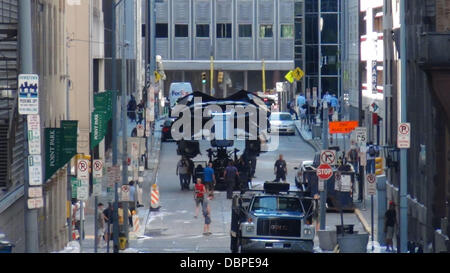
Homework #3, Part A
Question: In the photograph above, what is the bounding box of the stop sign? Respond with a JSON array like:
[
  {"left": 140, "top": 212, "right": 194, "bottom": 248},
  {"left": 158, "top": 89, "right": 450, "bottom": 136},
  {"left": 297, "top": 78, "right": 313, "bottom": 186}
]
[{"left": 316, "top": 164, "right": 333, "bottom": 180}]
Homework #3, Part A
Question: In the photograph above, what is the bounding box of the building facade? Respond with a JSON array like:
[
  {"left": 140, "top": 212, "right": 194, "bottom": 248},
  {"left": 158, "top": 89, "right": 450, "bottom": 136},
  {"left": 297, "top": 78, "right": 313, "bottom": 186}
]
[
  {"left": 303, "top": 0, "right": 342, "bottom": 100},
  {"left": 383, "top": 0, "right": 450, "bottom": 252},
  {"left": 153, "top": 0, "right": 295, "bottom": 97}
]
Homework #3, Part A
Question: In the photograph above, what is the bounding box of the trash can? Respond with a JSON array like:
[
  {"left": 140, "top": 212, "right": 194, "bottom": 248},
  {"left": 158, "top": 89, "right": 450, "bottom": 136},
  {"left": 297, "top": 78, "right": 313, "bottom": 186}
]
[
  {"left": 0, "top": 241, "right": 14, "bottom": 253},
  {"left": 336, "top": 224, "right": 355, "bottom": 235},
  {"left": 337, "top": 233, "right": 369, "bottom": 253},
  {"left": 312, "top": 125, "right": 322, "bottom": 139},
  {"left": 119, "top": 233, "right": 127, "bottom": 250}
]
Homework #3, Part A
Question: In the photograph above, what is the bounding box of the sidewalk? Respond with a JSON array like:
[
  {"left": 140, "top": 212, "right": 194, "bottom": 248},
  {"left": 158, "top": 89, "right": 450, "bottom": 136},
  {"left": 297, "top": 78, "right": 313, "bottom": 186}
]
[
  {"left": 294, "top": 120, "right": 391, "bottom": 253},
  {"left": 74, "top": 117, "right": 164, "bottom": 253}
]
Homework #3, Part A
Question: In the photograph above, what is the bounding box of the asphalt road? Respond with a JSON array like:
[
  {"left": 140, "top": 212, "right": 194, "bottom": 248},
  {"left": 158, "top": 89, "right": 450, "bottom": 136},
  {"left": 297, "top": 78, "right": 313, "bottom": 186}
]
[{"left": 131, "top": 131, "right": 317, "bottom": 253}]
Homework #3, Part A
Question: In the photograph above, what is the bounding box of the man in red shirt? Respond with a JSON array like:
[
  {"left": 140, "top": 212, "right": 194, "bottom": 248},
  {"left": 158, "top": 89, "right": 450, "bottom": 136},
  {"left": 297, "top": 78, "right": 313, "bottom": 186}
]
[{"left": 194, "top": 178, "right": 206, "bottom": 218}]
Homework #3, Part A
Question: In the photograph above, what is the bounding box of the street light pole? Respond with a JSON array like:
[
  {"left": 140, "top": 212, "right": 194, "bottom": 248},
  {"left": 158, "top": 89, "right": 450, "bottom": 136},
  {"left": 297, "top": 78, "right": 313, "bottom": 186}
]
[
  {"left": 399, "top": 0, "right": 408, "bottom": 253},
  {"left": 111, "top": 0, "right": 126, "bottom": 254}
]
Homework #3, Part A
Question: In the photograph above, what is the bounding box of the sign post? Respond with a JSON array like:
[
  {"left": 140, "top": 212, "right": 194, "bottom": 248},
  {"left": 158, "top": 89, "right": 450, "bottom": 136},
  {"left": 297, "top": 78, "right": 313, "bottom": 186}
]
[
  {"left": 397, "top": 123, "right": 410, "bottom": 149},
  {"left": 316, "top": 163, "right": 333, "bottom": 230},
  {"left": 367, "top": 173, "right": 376, "bottom": 251}
]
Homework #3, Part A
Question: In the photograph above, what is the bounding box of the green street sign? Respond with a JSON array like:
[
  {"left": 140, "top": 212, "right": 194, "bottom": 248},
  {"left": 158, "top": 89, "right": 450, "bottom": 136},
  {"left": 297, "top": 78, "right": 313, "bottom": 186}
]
[
  {"left": 91, "top": 110, "right": 108, "bottom": 149},
  {"left": 45, "top": 128, "right": 63, "bottom": 181},
  {"left": 61, "top": 120, "right": 78, "bottom": 164}
]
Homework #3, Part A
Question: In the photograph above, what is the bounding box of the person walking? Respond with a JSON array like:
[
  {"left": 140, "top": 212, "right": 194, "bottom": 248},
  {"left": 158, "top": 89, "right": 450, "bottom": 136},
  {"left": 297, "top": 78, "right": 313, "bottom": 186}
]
[
  {"left": 384, "top": 201, "right": 398, "bottom": 252},
  {"left": 273, "top": 154, "right": 287, "bottom": 182},
  {"left": 203, "top": 162, "right": 216, "bottom": 196},
  {"left": 288, "top": 99, "right": 298, "bottom": 120},
  {"left": 194, "top": 178, "right": 206, "bottom": 218},
  {"left": 127, "top": 95, "right": 137, "bottom": 122},
  {"left": 202, "top": 193, "right": 213, "bottom": 235},
  {"left": 366, "top": 141, "right": 379, "bottom": 174},
  {"left": 96, "top": 203, "right": 105, "bottom": 248},
  {"left": 346, "top": 143, "right": 360, "bottom": 176},
  {"left": 73, "top": 200, "right": 85, "bottom": 240},
  {"left": 176, "top": 157, "right": 190, "bottom": 190},
  {"left": 102, "top": 203, "right": 114, "bottom": 243},
  {"left": 236, "top": 156, "right": 250, "bottom": 193},
  {"left": 224, "top": 161, "right": 239, "bottom": 199}
]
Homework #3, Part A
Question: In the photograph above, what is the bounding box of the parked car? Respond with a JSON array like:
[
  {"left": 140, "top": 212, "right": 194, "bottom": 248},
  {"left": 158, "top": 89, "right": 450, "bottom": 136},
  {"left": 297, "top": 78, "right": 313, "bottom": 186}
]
[
  {"left": 161, "top": 118, "right": 175, "bottom": 142},
  {"left": 269, "top": 112, "right": 296, "bottom": 135}
]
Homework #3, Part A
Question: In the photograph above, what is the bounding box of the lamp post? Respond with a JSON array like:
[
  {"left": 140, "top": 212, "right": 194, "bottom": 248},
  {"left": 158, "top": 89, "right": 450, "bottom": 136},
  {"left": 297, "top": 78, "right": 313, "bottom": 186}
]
[{"left": 111, "top": 0, "right": 126, "bottom": 253}]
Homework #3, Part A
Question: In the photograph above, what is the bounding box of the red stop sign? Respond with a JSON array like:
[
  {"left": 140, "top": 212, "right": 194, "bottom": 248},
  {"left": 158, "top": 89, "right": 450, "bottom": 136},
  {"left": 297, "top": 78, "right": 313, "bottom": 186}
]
[{"left": 316, "top": 164, "right": 333, "bottom": 180}]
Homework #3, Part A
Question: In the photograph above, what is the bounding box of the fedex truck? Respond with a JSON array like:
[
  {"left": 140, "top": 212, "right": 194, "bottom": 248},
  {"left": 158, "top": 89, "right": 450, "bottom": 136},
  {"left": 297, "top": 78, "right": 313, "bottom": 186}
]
[{"left": 169, "top": 82, "right": 193, "bottom": 109}]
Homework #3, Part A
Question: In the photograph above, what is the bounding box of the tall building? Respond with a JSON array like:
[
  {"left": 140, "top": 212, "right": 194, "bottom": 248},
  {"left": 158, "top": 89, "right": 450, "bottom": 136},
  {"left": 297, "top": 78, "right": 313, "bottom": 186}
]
[
  {"left": 153, "top": 0, "right": 295, "bottom": 97},
  {"left": 383, "top": 0, "right": 450, "bottom": 252},
  {"left": 0, "top": 0, "right": 69, "bottom": 252},
  {"left": 359, "top": 0, "right": 385, "bottom": 144},
  {"left": 303, "top": 0, "right": 342, "bottom": 100}
]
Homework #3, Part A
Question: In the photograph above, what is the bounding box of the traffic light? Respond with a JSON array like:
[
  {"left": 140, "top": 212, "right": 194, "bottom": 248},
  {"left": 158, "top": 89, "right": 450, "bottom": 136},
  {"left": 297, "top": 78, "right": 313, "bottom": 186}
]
[
  {"left": 218, "top": 71, "right": 224, "bottom": 83},
  {"left": 375, "top": 157, "right": 383, "bottom": 175},
  {"left": 202, "top": 72, "right": 207, "bottom": 85}
]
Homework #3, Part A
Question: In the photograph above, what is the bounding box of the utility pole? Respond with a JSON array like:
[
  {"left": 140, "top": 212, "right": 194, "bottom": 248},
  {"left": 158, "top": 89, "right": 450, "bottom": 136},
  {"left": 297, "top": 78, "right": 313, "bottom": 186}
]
[
  {"left": 19, "top": 0, "right": 39, "bottom": 253},
  {"left": 399, "top": 0, "right": 408, "bottom": 253},
  {"left": 121, "top": 1, "right": 130, "bottom": 243},
  {"left": 320, "top": 100, "right": 329, "bottom": 230},
  {"left": 111, "top": 0, "right": 126, "bottom": 254}
]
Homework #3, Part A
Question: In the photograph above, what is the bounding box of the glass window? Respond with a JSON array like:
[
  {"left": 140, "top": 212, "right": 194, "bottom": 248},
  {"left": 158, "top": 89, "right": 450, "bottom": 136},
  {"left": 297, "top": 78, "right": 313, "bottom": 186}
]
[
  {"left": 305, "top": 0, "right": 318, "bottom": 13},
  {"left": 321, "top": 77, "right": 338, "bottom": 94},
  {"left": 305, "top": 14, "right": 318, "bottom": 44},
  {"left": 295, "top": 1, "right": 304, "bottom": 17},
  {"left": 217, "top": 23, "right": 232, "bottom": 38},
  {"left": 156, "top": 23, "right": 168, "bottom": 38},
  {"left": 259, "top": 24, "right": 273, "bottom": 38},
  {"left": 305, "top": 45, "right": 318, "bottom": 75},
  {"left": 281, "top": 25, "right": 294, "bottom": 38},
  {"left": 239, "top": 24, "right": 252, "bottom": 38},
  {"left": 321, "top": 0, "right": 338, "bottom": 12},
  {"left": 196, "top": 24, "right": 209, "bottom": 37},
  {"left": 251, "top": 197, "right": 301, "bottom": 212},
  {"left": 321, "top": 14, "right": 338, "bottom": 44},
  {"left": 295, "top": 18, "right": 303, "bottom": 42},
  {"left": 175, "top": 24, "right": 188, "bottom": 37},
  {"left": 321, "top": 45, "right": 338, "bottom": 75},
  {"left": 270, "top": 113, "right": 293, "bottom": 121}
]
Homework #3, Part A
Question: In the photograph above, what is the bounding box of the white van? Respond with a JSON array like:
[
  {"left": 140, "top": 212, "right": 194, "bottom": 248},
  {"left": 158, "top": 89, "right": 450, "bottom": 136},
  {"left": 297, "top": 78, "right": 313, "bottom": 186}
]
[{"left": 169, "top": 82, "right": 193, "bottom": 108}]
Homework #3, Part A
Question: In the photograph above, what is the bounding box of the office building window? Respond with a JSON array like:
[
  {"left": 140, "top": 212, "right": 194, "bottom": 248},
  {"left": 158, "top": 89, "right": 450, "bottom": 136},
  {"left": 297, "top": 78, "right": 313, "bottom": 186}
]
[
  {"left": 239, "top": 24, "right": 252, "bottom": 38},
  {"left": 175, "top": 24, "right": 188, "bottom": 37},
  {"left": 373, "top": 8, "right": 383, "bottom": 33},
  {"left": 281, "top": 25, "right": 294, "bottom": 38},
  {"left": 321, "top": 14, "right": 338, "bottom": 43},
  {"left": 156, "top": 23, "right": 168, "bottom": 38},
  {"left": 217, "top": 23, "right": 232, "bottom": 38},
  {"left": 196, "top": 24, "right": 210, "bottom": 37},
  {"left": 321, "top": 0, "right": 338, "bottom": 12},
  {"left": 305, "top": 0, "right": 318, "bottom": 13},
  {"left": 259, "top": 24, "right": 273, "bottom": 38}
]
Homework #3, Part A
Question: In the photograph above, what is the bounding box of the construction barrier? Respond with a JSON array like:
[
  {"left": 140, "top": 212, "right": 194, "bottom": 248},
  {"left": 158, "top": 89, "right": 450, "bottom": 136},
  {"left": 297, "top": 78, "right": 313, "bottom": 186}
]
[{"left": 151, "top": 184, "right": 160, "bottom": 209}]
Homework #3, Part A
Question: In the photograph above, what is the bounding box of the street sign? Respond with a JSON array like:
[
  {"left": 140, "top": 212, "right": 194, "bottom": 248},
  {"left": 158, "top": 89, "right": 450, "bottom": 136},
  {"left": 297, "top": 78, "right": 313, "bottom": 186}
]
[
  {"left": 121, "top": 185, "right": 129, "bottom": 201},
  {"left": 397, "top": 122, "right": 410, "bottom": 148},
  {"left": 372, "top": 60, "right": 378, "bottom": 94},
  {"left": 28, "top": 155, "right": 42, "bottom": 186},
  {"left": 77, "top": 186, "right": 89, "bottom": 201},
  {"left": 28, "top": 186, "right": 43, "bottom": 198},
  {"left": 107, "top": 166, "right": 121, "bottom": 185},
  {"left": 355, "top": 127, "right": 367, "bottom": 146},
  {"left": 27, "top": 115, "right": 41, "bottom": 154},
  {"left": 306, "top": 88, "right": 311, "bottom": 101},
  {"left": 18, "top": 74, "right": 39, "bottom": 115},
  {"left": 320, "top": 150, "right": 337, "bottom": 165},
  {"left": 93, "top": 179, "right": 102, "bottom": 197},
  {"left": 93, "top": 159, "right": 103, "bottom": 179},
  {"left": 329, "top": 121, "right": 359, "bottom": 134},
  {"left": 316, "top": 164, "right": 333, "bottom": 180},
  {"left": 284, "top": 71, "right": 294, "bottom": 84},
  {"left": 77, "top": 159, "right": 89, "bottom": 180},
  {"left": 293, "top": 67, "right": 304, "bottom": 81},
  {"left": 27, "top": 197, "right": 44, "bottom": 209},
  {"left": 137, "top": 124, "right": 144, "bottom": 137},
  {"left": 359, "top": 150, "right": 367, "bottom": 166},
  {"left": 276, "top": 82, "right": 285, "bottom": 92},
  {"left": 312, "top": 87, "right": 317, "bottom": 100},
  {"left": 367, "top": 173, "right": 377, "bottom": 195}
]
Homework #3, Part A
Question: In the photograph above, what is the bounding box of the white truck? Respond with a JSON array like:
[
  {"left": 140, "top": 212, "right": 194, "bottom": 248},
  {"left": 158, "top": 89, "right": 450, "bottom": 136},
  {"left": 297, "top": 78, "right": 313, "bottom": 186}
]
[{"left": 169, "top": 82, "right": 193, "bottom": 109}]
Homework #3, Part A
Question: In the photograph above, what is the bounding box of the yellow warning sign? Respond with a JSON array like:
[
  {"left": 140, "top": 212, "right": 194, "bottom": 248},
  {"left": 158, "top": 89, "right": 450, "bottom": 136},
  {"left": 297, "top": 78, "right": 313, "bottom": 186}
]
[
  {"left": 293, "top": 67, "right": 304, "bottom": 81},
  {"left": 285, "top": 70, "right": 294, "bottom": 83}
]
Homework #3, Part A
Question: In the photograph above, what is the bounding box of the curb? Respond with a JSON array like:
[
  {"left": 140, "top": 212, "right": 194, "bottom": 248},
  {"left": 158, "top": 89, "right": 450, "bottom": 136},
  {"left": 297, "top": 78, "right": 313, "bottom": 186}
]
[
  {"left": 294, "top": 123, "right": 321, "bottom": 152},
  {"left": 354, "top": 208, "right": 371, "bottom": 235}
]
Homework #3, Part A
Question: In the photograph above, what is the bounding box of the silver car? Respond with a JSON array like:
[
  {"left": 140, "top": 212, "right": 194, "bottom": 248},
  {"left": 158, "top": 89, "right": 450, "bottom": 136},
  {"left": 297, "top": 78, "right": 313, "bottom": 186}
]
[{"left": 269, "top": 112, "right": 296, "bottom": 135}]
